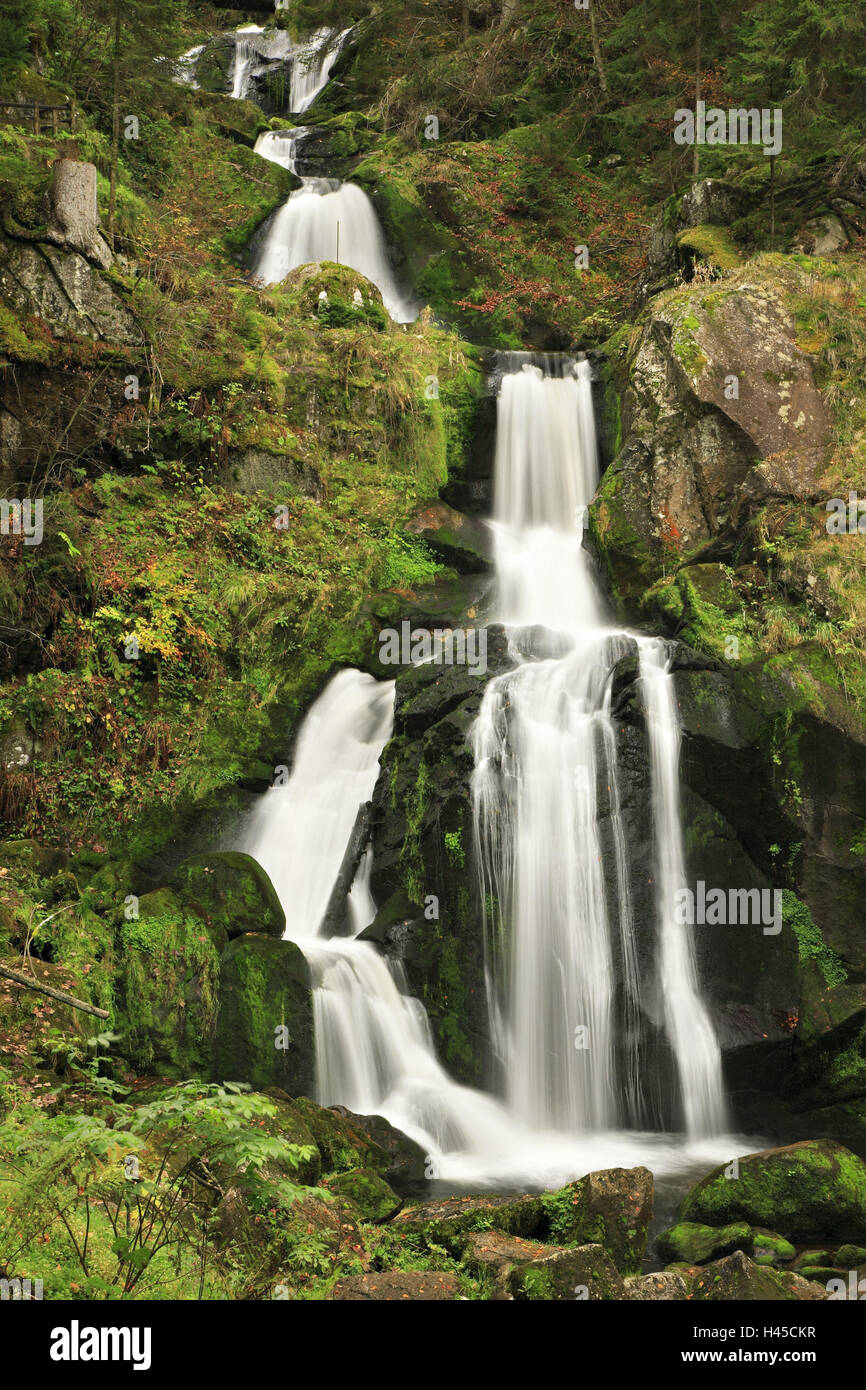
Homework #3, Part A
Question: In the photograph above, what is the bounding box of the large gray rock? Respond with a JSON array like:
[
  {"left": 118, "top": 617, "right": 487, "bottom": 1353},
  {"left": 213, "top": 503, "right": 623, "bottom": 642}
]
[{"left": 0, "top": 239, "right": 141, "bottom": 344}]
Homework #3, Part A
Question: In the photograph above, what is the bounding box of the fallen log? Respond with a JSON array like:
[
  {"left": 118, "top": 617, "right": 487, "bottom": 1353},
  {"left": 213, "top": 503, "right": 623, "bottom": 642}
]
[{"left": 0, "top": 962, "right": 109, "bottom": 1019}]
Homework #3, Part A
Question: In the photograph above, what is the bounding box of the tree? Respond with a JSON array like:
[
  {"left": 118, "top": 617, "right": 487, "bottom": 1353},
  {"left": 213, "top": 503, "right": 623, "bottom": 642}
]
[{"left": 75, "top": 0, "right": 190, "bottom": 248}]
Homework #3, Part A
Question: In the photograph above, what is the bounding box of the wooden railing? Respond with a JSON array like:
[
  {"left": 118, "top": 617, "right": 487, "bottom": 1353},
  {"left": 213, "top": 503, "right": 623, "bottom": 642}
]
[{"left": 0, "top": 101, "right": 77, "bottom": 136}]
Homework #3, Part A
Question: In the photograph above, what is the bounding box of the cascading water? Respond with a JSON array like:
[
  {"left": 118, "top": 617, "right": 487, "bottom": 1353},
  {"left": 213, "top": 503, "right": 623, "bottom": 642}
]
[
  {"left": 237, "top": 669, "right": 521, "bottom": 1169},
  {"left": 249, "top": 128, "right": 418, "bottom": 322},
  {"left": 215, "top": 28, "right": 418, "bottom": 321},
  {"left": 212, "top": 23, "right": 739, "bottom": 1185},
  {"left": 472, "top": 357, "right": 728, "bottom": 1139}
]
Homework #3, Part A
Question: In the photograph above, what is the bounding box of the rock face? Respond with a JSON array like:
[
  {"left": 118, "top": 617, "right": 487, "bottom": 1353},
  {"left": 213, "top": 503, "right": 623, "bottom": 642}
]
[
  {"left": 591, "top": 272, "right": 828, "bottom": 611},
  {"left": 680, "top": 1140, "right": 866, "bottom": 1242},
  {"left": 212, "top": 934, "right": 314, "bottom": 1093},
  {"left": 0, "top": 239, "right": 141, "bottom": 344},
  {"left": 44, "top": 160, "right": 112, "bottom": 270},
  {"left": 367, "top": 626, "right": 512, "bottom": 1084}
]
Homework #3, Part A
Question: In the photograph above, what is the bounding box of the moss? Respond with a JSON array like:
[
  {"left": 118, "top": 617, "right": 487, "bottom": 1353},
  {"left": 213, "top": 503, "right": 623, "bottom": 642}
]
[
  {"left": 676, "top": 224, "right": 741, "bottom": 272},
  {"left": 117, "top": 893, "right": 221, "bottom": 1075},
  {"left": 656, "top": 1221, "right": 754, "bottom": 1265},
  {"left": 782, "top": 890, "right": 848, "bottom": 989},
  {"left": 680, "top": 1139, "right": 866, "bottom": 1241},
  {"left": 325, "top": 1167, "right": 401, "bottom": 1222}
]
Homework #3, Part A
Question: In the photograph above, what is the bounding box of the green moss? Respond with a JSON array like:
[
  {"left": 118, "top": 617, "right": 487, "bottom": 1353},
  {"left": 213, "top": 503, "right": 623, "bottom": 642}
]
[
  {"left": 676, "top": 224, "right": 741, "bottom": 272},
  {"left": 782, "top": 890, "right": 848, "bottom": 989}
]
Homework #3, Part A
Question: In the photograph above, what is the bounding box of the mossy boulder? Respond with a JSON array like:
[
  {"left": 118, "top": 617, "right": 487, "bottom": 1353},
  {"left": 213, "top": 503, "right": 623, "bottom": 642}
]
[
  {"left": 116, "top": 889, "right": 222, "bottom": 1075},
  {"left": 543, "top": 1167, "right": 653, "bottom": 1275},
  {"left": 212, "top": 935, "right": 314, "bottom": 1095},
  {"left": 391, "top": 1192, "right": 544, "bottom": 1254},
  {"left": 752, "top": 1230, "right": 796, "bottom": 1266},
  {"left": 171, "top": 851, "right": 285, "bottom": 940},
  {"left": 686, "top": 1250, "right": 826, "bottom": 1301},
  {"left": 657, "top": 1221, "right": 753, "bottom": 1266},
  {"left": 285, "top": 1098, "right": 425, "bottom": 1193},
  {"left": 326, "top": 1167, "right": 402, "bottom": 1223},
  {"left": 680, "top": 1140, "right": 866, "bottom": 1241},
  {"left": 463, "top": 1231, "right": 625, "bottom": 1301}
]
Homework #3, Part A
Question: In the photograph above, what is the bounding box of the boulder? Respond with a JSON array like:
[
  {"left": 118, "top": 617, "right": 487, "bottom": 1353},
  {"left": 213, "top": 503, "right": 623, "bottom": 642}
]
[
  {"left": 463, "top": 1231, "right": 625, "bottom": 1301},
  {"left": 686, "top": 1250, "right": 827, "bottom": 1301},
  {"left": 325, "top": 1167, "right": 402, "bottom": 1222},
  {"left": 546, "top": 1167, "right": 653, "bottom": 1275},
  {"left": 391, "top": 1192, "right": 544, "bottom": 1252},
  {"left": 212, "top": 935, "right": 314, "bottom": 1094},
  {"left": 656, "top": 1220, "right": 753, "bottom": 1266},
  {"left": 680, "top": 1140, "right": 866, "bottom": 1242},
  {"left": 171, "top": 851, "right": 285, "bottom": 940}
]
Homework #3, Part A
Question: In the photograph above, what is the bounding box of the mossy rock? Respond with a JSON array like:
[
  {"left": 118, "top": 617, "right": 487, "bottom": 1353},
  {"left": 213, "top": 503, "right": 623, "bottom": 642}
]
[
  {"left": 542, "top": 1167, "right": 653, "bottom": 1276},
  {"left": 212, "top": 935, "right": 314, "bottom": 1095},
  {"left": 171, "top": 851, "right": 285, "bottom": 940},
  {"left": 0, "top": 838, "right": 68, "bottom": 880},
  {"left": 391, "top": 1192, "right": 545, "bottom": 1254},
  {"left": 680, "top": 1140, "right": 866, "bottom": 1241},
  {"left": 656, "top": 1221, "right": 753, "bottom": 1266},
  {"left": 116, "top": 890, "right": 222, "bottom": 1075},
  {"left": 752, "top": 1229, "right": 796, "bottom": 1266},
  {"left": 686, "top": 1250, "right": 817, "bottom": 1301},
  {"left": 463, "top": 1231, "right": 625, "bottom": 1301},
  {"left": 326, "top": 1167, "right": 402, "bottom": 1223},
  {"left": 836, "top": 1243, "right": 866, "bottom": 1267}
]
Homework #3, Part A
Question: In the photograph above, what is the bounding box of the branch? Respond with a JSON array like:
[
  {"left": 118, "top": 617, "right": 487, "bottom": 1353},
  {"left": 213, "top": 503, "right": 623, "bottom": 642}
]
[{"left": 0, "top": 963, "right": 109, "bottom": 1019}]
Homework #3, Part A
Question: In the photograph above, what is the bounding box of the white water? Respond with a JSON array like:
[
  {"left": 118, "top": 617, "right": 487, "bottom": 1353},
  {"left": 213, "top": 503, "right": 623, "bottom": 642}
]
[
  {"left": 238, "top": 35, "right": 416, "bottom": 320},
  {"left": 472, "top": 358, "right": 728, "bottom": 1139},
  {"left": 239, "top": 669, "right": 736, "bottom": 1185}
]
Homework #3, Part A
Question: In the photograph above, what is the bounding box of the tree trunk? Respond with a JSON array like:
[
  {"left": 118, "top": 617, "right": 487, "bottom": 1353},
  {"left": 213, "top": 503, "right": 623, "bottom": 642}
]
[
  {"left": 108, "top": 2, "right": 121, "bottom": 251},
  {"left": 589, "top": 3, "right": 608, "bottom": 94},
  {"left": 693, "top": 0, "right": 702, "bottom": 178}
]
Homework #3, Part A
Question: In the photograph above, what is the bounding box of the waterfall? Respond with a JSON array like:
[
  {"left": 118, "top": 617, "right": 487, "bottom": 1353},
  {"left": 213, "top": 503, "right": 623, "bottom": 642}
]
[
  {"left": 237, "top": 670, "right": 521, "bottom": 1169},
  {"left": 290, "top": 26, "right": 350, "bottom": 114},
  {"left": 249, "top": 175, "right": 418, "bottom": 322},
  {"left": 472, "top": 358, "right": 727, "bottom": 1138}
]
